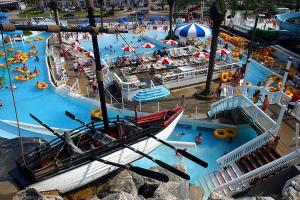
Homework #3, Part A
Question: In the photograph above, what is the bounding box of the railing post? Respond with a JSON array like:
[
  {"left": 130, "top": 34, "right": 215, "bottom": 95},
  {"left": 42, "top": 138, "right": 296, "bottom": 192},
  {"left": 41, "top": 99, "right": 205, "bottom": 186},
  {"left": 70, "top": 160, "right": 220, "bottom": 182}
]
[
  {"left": 195, "top": 106, "right": 198, "bottom": 119},
  {"left": 121, "top": 97, "right": 124, "bottom": 109},
  {"left": 110, "top": 94, "right": 113, "bottom": 105},
  {"left": 139, "top": 101, "right": 142, "bottom": 112},
  {"left": 277, "top": 105, "right": 286, "bottom": 126},
  {"left": 87, "top": 87, "right": 89, "bottom": 97},
  {"left": 157, "top": 102, "right": 160, "bottom": 112}
]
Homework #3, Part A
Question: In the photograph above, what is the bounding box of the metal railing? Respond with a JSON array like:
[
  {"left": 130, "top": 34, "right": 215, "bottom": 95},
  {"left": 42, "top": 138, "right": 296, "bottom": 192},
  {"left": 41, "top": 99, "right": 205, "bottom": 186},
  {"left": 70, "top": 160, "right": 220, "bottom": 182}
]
[
  {"left": 70, "top": 78, "right": 80, "bottom": 94},
  {"left": 213, "top": 150, "right": 300, "bottom": 196}
]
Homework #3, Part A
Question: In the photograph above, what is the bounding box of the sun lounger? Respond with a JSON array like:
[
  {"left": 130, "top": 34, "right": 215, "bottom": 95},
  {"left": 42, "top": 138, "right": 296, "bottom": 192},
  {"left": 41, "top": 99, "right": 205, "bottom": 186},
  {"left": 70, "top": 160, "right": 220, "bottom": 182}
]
[{"left": 169, "top": 49, "right": 177, "bottom": 58}]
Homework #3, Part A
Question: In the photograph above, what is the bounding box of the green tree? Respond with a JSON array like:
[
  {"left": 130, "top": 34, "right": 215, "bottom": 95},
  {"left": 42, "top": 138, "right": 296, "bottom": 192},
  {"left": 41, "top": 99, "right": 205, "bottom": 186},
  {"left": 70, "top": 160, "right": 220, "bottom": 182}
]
[
  {"left": 203, "top": 0, "right": 226, "bottom": 95},
  {"left": 161, "top": 0, "right": 166, "bottom": 10},
  {"left": 98, "top": 0, "right": 104, "bottom": 28}
]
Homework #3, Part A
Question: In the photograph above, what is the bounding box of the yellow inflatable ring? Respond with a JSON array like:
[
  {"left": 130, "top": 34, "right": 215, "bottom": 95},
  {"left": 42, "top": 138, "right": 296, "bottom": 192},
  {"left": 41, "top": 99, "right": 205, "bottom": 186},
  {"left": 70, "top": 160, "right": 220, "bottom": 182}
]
[
  {"left": 0, "top": 63, "right": 7, "bottom": 67},
  {"left": 36, "top": 82, "right": 48, "bottom": 89},
  {"left": 0, "top": 51, "right": 5, "bottom": 56},
  {"left": 7, "top": 48, "right": 14, "bottom": 52},
  {"left": 14, "top": 75, "right": 29, "bottom": 81},
  {"left": 220, "top": 72, "right": 228, "bottom": 83},
  {"left": 13, "top": 67, "right": 30, "bottom": 74},
  {"left": 224, "top": 128, "right": 237, "bottom": 138},
  {"left": 213, "top": 129, "right": 228, "bottom": 140},
  {"left": 90, "top": 109, "right": 102, "bottom": 120},
  {"left": 246, "top": 81, "right": 252, "bottom": 86},
  {"left": 269, "top": 87, "right": 277, "bottom": 92},
  {"left": 227, "top": 72, "right": 233, "bottom": 81},
  {"left": 28, "top": 73, "right": 37, "bottom": 79},
  {"left": 277, "top": 81, "right": 282, "bottom": 91}
]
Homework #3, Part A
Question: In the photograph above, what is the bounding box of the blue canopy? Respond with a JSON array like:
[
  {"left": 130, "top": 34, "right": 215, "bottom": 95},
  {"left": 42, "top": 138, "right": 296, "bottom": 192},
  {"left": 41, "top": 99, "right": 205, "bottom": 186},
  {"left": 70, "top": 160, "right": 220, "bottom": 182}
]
[
  {"left": 0, "top": 12, "right": 8, "bottom": 19},
  {"left": 150, "top": 16, "right": 160, "bottom": 21},
  {"left": 118, "top": 19, "right": 125, "bottom": 23},
  {"left": 160, "top": 17, "right": 168, "bottom": 21},
  {"left": 0, "top": 19, "right": 9, "bottom": 24}
]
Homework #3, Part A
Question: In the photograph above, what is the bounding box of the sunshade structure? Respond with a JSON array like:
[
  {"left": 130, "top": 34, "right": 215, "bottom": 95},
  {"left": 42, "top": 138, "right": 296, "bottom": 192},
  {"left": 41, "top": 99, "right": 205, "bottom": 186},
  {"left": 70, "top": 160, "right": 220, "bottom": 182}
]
[
  {"left": 118, "top": 17, "right": 129, "bottom": 23},
  {"left": 216, "top": 48, "right": 231, "bottom": 55},
  {"left": 150, "top": 16, "right": 160, "bottom": 22},
  {"left": 193, "top": 52, "right": 210, "bottom": 58},
  {"left": 122, "top": 45, "right": 137, "bottom": 52},
  {"left": 157, "top": 57, "right": 173, "bottom": 65},
  {"left": 174, "top": 23, "right": 211, "bottom": 38},
  {"left": 163, "top": 40, "right": 178, "bottom": 45},
  {"left": 141, "top": 43, "right": 155, "bottom": 48}
]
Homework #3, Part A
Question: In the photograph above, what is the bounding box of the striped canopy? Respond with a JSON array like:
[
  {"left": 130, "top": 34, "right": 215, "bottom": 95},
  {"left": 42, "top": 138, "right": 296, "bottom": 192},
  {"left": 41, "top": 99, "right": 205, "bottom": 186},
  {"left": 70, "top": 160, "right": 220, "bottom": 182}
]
[
  {"left": 174, "top": 23, "right": 211, "bottom": 38},
  {"left": 122, "top": 45, "right": 137, "bottom": 52}
]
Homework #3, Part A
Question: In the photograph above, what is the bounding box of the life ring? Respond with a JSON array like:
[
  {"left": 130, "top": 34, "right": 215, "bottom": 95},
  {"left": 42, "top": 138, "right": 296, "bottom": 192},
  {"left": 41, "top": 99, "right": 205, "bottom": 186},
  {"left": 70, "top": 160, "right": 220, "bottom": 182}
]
[
  {"left": 277, "top": 81, "right": 282, "bottom": 91},
  {"left": 227, "top": 72, "right": 233, "bottom": 81},
  {"left": 26, "top": 39, "right": 33, "bottom": 43},
  {"left": 224, "top": 128, "right": 237, "bottom": 138},
  {"left": 36, "top": 82, "right": 48, "bottom": 89},
  {"left": 28, "top": 73, "right": 37, "bottom": 79},
  {"left": 213, "top": 129, "right": 228, "bottom": 140},
  {"left": 0, "top": 51, "right": 5, "bottom": 56},
  {"left": 14, "top": 75, "right": 29, "bottom": 81},
  {"left": 90, "top": 109, "right": 102, "bottom": 120},
  {"left": 31, "top": 45, "right": 37, "bottom": 49},
  {"left": 246, "top": 81, "right": 252, "bottom": 86},
  {"left": 13, "top": 67, "right": 30, "bottom": 74},
  {"left": 7, "top": 48, "right": 14, "bottom": 52},
  {"left": 220, "top": 72, "right": 228, "bottom": 83},
  {"left": 269, "top": 87, "right": 277, "bottom": 92}
]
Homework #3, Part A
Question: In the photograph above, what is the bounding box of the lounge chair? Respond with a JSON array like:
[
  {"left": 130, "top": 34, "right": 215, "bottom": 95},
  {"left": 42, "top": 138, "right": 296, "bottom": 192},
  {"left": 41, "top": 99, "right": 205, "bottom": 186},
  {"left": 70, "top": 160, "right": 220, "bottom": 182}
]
[{"left": 169, "top": 49, "right": 177, "bottom": 58}]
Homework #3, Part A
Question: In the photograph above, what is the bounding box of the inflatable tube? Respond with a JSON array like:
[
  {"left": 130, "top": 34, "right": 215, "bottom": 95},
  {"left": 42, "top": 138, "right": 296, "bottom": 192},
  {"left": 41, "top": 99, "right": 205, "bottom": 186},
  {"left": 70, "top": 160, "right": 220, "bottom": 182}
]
[
  {"left": 0, "top": 51, "right": 5, "bottom": 56},
  {"left": 28, "top": 73, "right": 37, "bottom": 79},
  {"left": 14, "top": 75, "right": 29, "bottom": 81},
  {"left": 213, "top": 129, "right": 227, "bottom": 140},
  {"left": 269, "top": 87, "right": 277, "bottom": 92},
  {"left": 13, "top": 67, "right": 30, "bottom": 74},
  {"left": 277, "top": 81, "right": 282, "bottom": 91},
  {"left": 246, "top": 81, "right": 252, "bottom": 86},
  {"left": 285, "top": 90, "right": 294, "bottom": 97},
  {"left": 35, "top": 82, "right": 48, "bottom": 89},
  {"left": 7, "top": 48, "right": 14, "bottom": 52},
  {"left": 224, "top": 128, "right": 237, "bottom": 138},
  {"left": 90, "top": 109, "right": 102, "bottom": 120},
  {"left": 220, "top": 72, "right": 228, "bottom": 83},
  {"left": 227, "top": 72, "right": 233, "bottom": 81},
  {"left": 0, "top": 63, "right": 7, "bottom": 67}
]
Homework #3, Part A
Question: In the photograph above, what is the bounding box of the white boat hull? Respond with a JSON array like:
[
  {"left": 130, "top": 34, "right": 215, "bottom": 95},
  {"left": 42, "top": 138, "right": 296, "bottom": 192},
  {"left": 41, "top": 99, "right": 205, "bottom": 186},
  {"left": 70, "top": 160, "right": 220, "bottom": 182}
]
[{"left": 29, "top": 111, "right": 183, "bottom": 193}]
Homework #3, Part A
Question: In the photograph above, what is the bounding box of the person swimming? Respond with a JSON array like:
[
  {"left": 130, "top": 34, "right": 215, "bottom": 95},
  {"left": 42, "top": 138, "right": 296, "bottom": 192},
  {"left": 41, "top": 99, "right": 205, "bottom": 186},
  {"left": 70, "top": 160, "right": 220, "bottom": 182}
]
[{"left": 195, "top": 133, "right": 202, "bottom": 144}]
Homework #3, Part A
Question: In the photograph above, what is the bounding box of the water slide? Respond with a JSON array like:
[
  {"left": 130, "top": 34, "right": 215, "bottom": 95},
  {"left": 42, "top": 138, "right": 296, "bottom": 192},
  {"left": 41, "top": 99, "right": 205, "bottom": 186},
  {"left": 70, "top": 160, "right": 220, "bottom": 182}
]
[{"left": 276, "top": 12, "right": 300, "bottom": 36}]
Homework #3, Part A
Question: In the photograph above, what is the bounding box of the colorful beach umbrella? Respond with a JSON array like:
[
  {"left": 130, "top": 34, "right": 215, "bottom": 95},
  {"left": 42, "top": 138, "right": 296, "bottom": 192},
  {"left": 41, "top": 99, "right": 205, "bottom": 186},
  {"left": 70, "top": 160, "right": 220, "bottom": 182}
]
[
  {"left": 217, "top": 48, "right": 231, "bottom": 55},
  {"left": 122, "top": 45, "right": 137, "bottom": 52},
  {"left": 71, "top": 41, "right": 80, "bottom": 45},
  {"left": 141, "top": 43, "right": 155, "bottom": 48},
  {"left": 157, "top": 57, "right": 173, "bottom": 65},
  {"left": 174, "top": 23, "right": 211, "bottom": 38},
  {"left": 163, "top": 40, "right": 178, "bottom": 45}
]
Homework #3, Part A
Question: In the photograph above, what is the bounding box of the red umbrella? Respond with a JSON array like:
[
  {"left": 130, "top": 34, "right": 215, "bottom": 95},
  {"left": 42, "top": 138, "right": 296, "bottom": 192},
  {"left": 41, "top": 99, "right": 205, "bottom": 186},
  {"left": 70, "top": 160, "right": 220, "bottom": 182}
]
[
  {"left": 141, "top": 43, "right": 155, "bottom": 48},
  {"left": 85, "top": 51, "right": 91, "bottom": 56},
  {"left": 122, "top": 45, "right": 137, "bottom": 52},
  {"left": 71, "top": 41, "right": 80, "bottom": 45},
  {"left": 163, "top": 40, "right": 178, "bottom": 45},
  {"left": 193, "top": 52, "right": 209, "bottom": 58},
  {"left": 73, "top": 46, "right": 83, "bottom": 51},
  {"left": 217, "top": 48, "right": 231, "bottom": 55},
  {"left": 157, "top": 57, "right": 173, "bottom": 65}
]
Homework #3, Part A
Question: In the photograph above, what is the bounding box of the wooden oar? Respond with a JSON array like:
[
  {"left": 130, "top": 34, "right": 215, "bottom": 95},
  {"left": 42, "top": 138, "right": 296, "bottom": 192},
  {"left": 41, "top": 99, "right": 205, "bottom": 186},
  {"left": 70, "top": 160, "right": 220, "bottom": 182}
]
[
  {"left": 30, "top": 113, "right": 169, "bottom": 182},
  {"left": 93, "top": 157, "right": 169, "bottom": 182},
  {"left": 65, "top": 111, "right": 190, "bottom": 180},
  {"left": 147, "top": 133, "right": 208, "bottom": 168}
]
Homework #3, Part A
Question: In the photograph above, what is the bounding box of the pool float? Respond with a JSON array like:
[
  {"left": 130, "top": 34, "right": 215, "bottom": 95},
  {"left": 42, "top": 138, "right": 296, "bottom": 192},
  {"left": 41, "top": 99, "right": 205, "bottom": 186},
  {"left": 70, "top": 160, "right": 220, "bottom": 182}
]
[
  {"left": 29, "top": 50, "right": 39, "bottom": 55},
  {"left": 213, "top": 129, "right": 227, "bottom": 140},
  {"left": 90, "top": 108, "right": 102, "bottom": 120},
  {"left": 13, "top": 67, "right": 30, "bottom": 74},
  {"left": 227, "top": 72, "right": 233, "bottom": 81},
  {"left": 31, "top": 45, "right": 37, "bottom": 49},
  {"left": 246, "top": 81, "right": 252, "bottom": 86},
  {"left": 26, "top": 39, "right": 33, "bottom": 43},
  {"left": 15, "top": 75, "right": 29, "bottom": 81},
  {"left": 224, "top": 128, "right": 237, "bottom": 138},
  {"left": 269, "top": 87, "right": 277, "bottom": 92},
  {"left": 16, "top": 50, "right": 23, "bottom": 53},
  {"left": 28, "top": 73, "right": 37, "bottom": 79},
  {"left": 220, "top": 72, "right": 228, "bottom": 83},
  {"left": 36, "top": 82, "right": 48, "bottom": 89},
  {"left": 7, "top": 48, "right": 14, "bottom": 52},
  {"left": 0, "top": 51, "right": 5, "bottom": 56},
  {"left": 0, "top": 63, "right": 7, "bottom": 67},
  {"left": 277, "top": 81, "right": 282, "bottom": 91}
]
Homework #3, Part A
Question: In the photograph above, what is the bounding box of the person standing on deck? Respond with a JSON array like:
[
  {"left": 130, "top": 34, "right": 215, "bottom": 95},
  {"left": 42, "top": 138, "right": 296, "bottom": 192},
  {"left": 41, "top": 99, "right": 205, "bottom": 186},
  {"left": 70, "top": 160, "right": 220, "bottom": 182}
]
[
  {"left": 262, "top": 95, "right": 270, "bottom": 112},
  {"left": 286, "top": 92, "right": 300, "bottom": 115},
  {"left": 72, "top": 61, "right": 79, "bottom": 76}
]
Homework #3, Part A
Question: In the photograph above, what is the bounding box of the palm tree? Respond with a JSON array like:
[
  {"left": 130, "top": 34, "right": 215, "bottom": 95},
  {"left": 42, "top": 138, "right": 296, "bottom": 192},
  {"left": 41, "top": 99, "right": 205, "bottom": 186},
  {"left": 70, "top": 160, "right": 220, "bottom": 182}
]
[
  {"left": 296, "top": 0, "right": 300, "bottom": 11},
  {"left": 203, "top": 0, "right": 226, "bottom": 95},
  {"left": 98, "top": 0, "right": 104, "bottom": 28},
  {"left": 167, "top": 0, "right": 175, "bottom": 39},
  {"left": 48, "top": 0, "right": 62, "bottom": 44}
]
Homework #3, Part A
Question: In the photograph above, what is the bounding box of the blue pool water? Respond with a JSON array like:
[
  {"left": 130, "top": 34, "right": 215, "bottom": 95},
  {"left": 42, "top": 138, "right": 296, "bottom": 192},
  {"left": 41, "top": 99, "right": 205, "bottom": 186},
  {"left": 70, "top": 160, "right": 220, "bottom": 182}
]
[
  {"left": 79, "top": 30, "right": 168, "bottom": 58},
  {"left": 133, "top": 123, "right": 257, "bottom": 185},
  {"left": 0, "top": 32, "right": 125, "bottom": 131}
]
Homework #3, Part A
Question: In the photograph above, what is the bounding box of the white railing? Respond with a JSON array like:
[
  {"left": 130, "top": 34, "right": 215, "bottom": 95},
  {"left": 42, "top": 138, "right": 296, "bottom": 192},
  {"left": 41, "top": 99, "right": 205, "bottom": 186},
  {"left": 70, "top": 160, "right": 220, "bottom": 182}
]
[
  {"left": 208, "top": 95, "right": 279, "bottom": 167},
  {"left": 70, "top": 78, "right": 80, "bottom": 94},
  {"left": 213, "top": 150, "right": 300, "bottom": 196}
]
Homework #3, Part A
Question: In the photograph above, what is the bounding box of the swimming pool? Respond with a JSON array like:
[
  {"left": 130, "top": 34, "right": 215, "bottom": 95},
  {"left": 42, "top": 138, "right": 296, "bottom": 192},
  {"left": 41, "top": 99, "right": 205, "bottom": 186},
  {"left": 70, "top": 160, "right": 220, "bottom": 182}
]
[
  {"left": 79, "top": 30, "right": 168, "bottom": 58},
  {"left": 133, "top": 121, "right": 257, "bottom": 185},
  {"left": 0, "top": 32, "right": 126, "bottom": 132}
]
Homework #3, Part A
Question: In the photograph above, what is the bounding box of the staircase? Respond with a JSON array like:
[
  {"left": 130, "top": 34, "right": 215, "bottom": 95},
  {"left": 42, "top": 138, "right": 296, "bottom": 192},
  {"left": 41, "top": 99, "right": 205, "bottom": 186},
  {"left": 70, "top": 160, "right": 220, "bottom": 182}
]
[
  {"left": 132, "top": 86, "right": 170, "bottom": 102},
  {"left": 200, "top": 144, "right": 281, "bottom": 198},
  {"left": 56, "top": 84, "right": 72, "bottom": 96}
]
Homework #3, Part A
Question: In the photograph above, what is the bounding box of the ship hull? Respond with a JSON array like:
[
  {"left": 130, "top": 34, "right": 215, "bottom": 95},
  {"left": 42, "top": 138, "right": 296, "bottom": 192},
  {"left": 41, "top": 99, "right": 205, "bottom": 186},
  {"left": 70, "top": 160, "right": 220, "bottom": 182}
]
[{"left": 28, "top": 111, "right": 183, "bottom": 193}]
